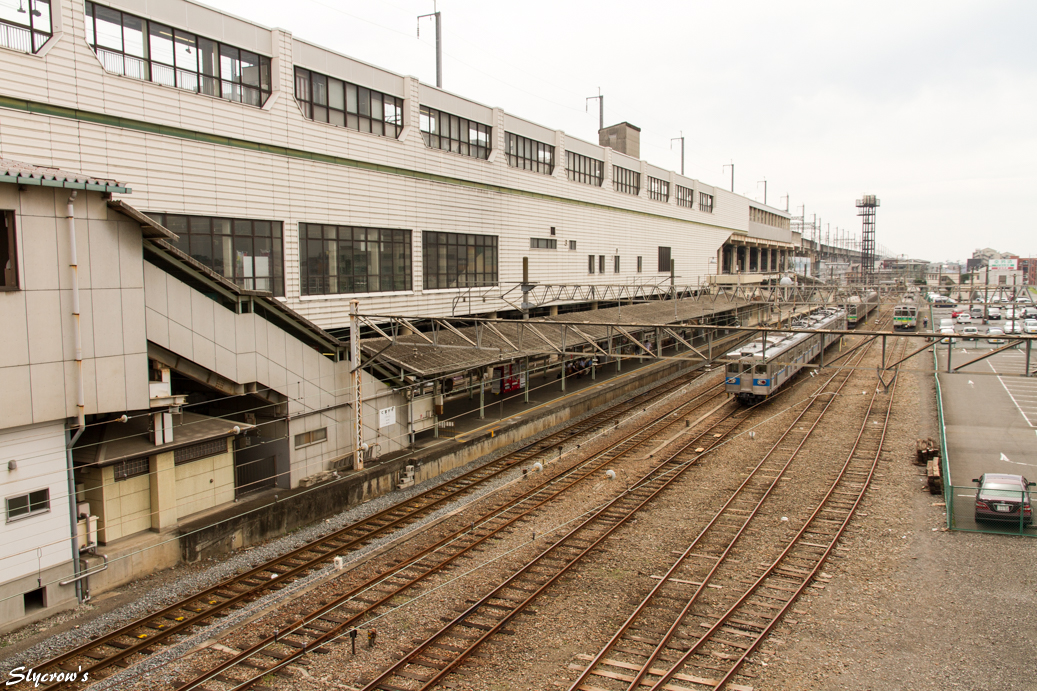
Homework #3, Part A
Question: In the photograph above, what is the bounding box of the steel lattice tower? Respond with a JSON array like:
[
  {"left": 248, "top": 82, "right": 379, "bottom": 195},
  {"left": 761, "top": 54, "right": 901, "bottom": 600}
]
[{"left": 855, "top": 194, "right": 880, "bottom": 284}]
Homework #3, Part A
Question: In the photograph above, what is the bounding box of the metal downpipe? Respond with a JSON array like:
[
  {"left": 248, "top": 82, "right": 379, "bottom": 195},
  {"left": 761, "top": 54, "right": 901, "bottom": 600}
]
[{"left": 65, "top": 191, "right": 86, "bottom": 603}]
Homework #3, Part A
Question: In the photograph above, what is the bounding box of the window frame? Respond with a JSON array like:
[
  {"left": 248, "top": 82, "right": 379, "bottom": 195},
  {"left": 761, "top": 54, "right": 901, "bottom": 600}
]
[
  {"left": 647, "top": 176, "right": 669, "bottom": 202},
  {"left": 588, "top": 255, "right": 595, "bottom": 274},
  {"left": 529, "top": 238, "right": 557, "bottom": 249},
  {"left": 146, "top": 213, "right": 284, "bottom": 297},
  {"left": 294, "top": 67, "right": 404, "bottom": 139},
  {"left": 598, "top": 255, "right": 605, "bottom": 273},
  {"left": 676, "top": 185, "right": 694, "bottom": 208},
  {"left": 299, "top": 223, "right": 413, "bottom": 297},
  {"left": 84, "top": 2, "right": 271, "bottom": 107},
  {"left": 295, "top": 428, "right": 328, "bottom": 449},
  {"left": 614, "top": 256, "right": 620, "bottom": 273},
  {"left": 5, "top": 488, "right": 50, "bottom": 523},
  {"left": 419, "top": 106, "right": 491, "bottom": 159},
  {"left": 0, "top": 0, "right": 51, "bottom": 54},
  {"left": 506, "top": 132, "right": 554, "bottom": 175},
  {"left": 613, "top": 166, "right": 641, "bottom": 196},
  {"left": 423, "top": 231, "right": 498, "bottom": 290},
  {"left": 1, "top": 210, "right": 18, "bottom": 291},
  {"left": 637, "top": 256, "right": 643, "bottom": 273},
  {"left": 565, "top": 151, "right": 604, "bottom": 186},
  {"left": 699, "top": 192, "right": 714, "bottom": 213}
]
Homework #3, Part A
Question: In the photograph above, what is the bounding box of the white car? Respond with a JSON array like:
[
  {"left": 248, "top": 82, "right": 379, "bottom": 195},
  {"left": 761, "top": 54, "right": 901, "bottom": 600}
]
[
  {"left": 939, "top": 328, "right": 956, "bottom": 344},
  {"left": 961, "top": 326, "right": 979, "bottom": 340},
  {"left": 956, "top": 313, "right": 973, "bottom": 324},
  {"left": 1004, "top": 321, "right": 1024, "bottom": 334},
  {"left": 1025, "top": 320, "right": 1037, "bottom": 335},
  {"left": 987, "top": 328, "right": 1007, "bottom": 344}
]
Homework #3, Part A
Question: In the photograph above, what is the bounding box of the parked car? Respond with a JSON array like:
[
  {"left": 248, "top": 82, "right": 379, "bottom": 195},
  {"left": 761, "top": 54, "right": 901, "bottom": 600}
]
[
  {"left": 970, "top": 307, "right": 984, "bottom": 319},
  {"left": 939, "top": 328, "right": 956, "bottom": 344},
  {"left": 961, "top": 326, "right": 979, "bottom": 340},
  {"left": 973, "top": 474, "right": 1034, "bottom": 525},
  {"left": 987, "top": 307, "right": 1002, "bottom": 320},
  {"left": 1004, "top": 320, "right": 1024, "bottom": 334},
  {"left": 1025, "top": 320, "right": 1037, "bottom": 335},
  {"left": 986, "top": 328, "right": 1007, "bottom": 344},
  {"left": 1002, "top": 307, "right": 1017, "bottom": 320},
  {"left": 951, "top": 310, "right": 966, "bottom": 318},
  {"left": 956, "top": 313, "right": 972, "bottom": 324}
]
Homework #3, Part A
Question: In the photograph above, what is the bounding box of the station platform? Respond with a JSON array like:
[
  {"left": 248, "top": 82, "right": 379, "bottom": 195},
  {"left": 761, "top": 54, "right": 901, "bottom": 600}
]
[{"left": 936, "top": 340, "right": 1037, "bottom": 533}]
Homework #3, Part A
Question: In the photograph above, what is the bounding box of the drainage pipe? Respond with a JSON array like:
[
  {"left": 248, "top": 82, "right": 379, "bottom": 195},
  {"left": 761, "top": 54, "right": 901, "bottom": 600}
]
[{"left": 64, "top": 190, "right": 87, "bottom": 603}]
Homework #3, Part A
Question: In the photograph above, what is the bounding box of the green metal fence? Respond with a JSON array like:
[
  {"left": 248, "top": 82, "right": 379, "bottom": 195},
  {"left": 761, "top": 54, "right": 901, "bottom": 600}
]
[{"left": 947, "top": 484, "right": 1035, "bottom": 535}]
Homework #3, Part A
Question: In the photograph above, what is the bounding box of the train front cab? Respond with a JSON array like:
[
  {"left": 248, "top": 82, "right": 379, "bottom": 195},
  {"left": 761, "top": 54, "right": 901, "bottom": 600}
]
[{"left": 726, "top": 360, "right": 768, "bottom": 404}]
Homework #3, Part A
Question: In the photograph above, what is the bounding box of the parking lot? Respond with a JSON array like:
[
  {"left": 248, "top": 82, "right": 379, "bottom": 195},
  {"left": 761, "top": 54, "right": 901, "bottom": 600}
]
[{"left": 931, "top": 297, "right": 1037, "bottom": 533}]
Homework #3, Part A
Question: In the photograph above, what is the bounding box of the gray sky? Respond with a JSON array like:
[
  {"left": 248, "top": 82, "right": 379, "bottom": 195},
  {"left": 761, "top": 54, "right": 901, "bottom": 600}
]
[{"left": 205, "top": 0, "right": 1037, "bottom": 263}]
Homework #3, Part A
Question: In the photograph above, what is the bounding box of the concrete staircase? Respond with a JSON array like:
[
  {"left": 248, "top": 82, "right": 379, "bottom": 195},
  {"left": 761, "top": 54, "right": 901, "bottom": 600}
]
[{"left": 398, "top": 465, "right": 416, "bottom": 490}]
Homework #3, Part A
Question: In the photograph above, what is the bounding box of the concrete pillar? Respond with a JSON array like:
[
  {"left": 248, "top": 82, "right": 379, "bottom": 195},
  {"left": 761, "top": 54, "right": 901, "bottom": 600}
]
[
  {"left": 150, "top": 451, "right": 177, "bottom": 531},
  {"left": 548, "top": 305, "right": 559, "bottom": 316}
]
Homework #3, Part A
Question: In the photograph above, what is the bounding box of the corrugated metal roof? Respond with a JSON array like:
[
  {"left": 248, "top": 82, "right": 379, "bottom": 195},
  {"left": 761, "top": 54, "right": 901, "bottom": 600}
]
[
  {"left": 360, "top": 295, "right": 749, "bottom": 378},
  {"left": 0, "top": 157, "right": 130, "bottom": 193}
]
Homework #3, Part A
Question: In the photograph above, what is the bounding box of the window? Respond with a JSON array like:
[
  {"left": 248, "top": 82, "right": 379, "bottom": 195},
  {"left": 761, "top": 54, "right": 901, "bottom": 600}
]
[
  {"left": 423, "top": 231, "right": 498, "bottom": 289},
  {"left": 1, "top": 211, "right": 17, "bottom": 290},
  {"left": 614, "top": 256, "right": 620, "bottom": 273},
  {"left": 613, "top": 166, "right": 640, "bottom": 195},
  {"left": 599, "top": 255, "right": 605, "bottom": 273},
  {"left": 420, "top": 106, "right": 491, "bottom": 159},
  {"left": 588, "top": 255, "right": 595, "bottom": 274},
  {"left": 174, "top": 438, "right": 227, "bottom": 466},
  {"left": 295, "top": 67, "right": 404, "bottom": 139},
  {"left": 530, "top": 238, "right": 557, "bottom": 249},
  {"left": 647, "top": 177, "right": 669, "bottom": 202},
  {"left": 506, "top": 133, "right": 554, "bottom": 175},
  {"left": 295, "top": 428, "right": 327, "bottom": 448},
  {"left": 566, "top": 151, "right": 603, "bottom": 186},
  {"left": 0, "top": 0, "right": 51, "bottom": 53},
  {"left": 569, "top": 240, "right": 577, "bottom": 251},
  {"left": 637, "top": 256, "right": 643, "bottom": 273},
  {"left": 146, "top": 213, "right": 284, "bottom": 297},
  {"left": 6, "top": 489, "right": 49, "bottom": 522},
  {"left": 658, "top": 246, "right": 671, "bottom": 272},
  {"left": 85, "top": 3, "right": 271, "bottom": 106},
  {"left": 114, "top": 457, "right": 149, "bottom": 481},
  {"left": 300, "top": 223, "right": 412, "bottom": 296},
  {"left": 699, "top": 192, "right": 714, "bottom": 213},
  {"left": 676, "top": 185, "right": 694, "bottom": 208}
]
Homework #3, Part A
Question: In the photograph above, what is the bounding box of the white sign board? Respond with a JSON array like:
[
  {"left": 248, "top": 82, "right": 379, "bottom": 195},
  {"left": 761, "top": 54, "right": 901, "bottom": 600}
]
[
  {"left": 989, "top": 258, "right": 1017, "bottom": 271},
  {"left": 378, "top": 406, "right": 396, "bottom": 429}
]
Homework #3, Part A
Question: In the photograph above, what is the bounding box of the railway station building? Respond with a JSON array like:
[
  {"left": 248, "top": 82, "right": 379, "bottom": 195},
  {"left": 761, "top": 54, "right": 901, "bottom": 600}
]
[{"left": 0, "top": 0, "right": 798, "bottom": 630}]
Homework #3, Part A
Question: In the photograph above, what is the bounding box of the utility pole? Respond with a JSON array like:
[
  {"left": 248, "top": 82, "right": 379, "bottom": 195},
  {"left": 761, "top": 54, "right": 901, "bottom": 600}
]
[
  {"left": 723, "top": 162, "right": 734, "bottom": 192},
  {"left": 671, "top": 132, "right": 685, "bottom": 176},
  {"left": 417, "top": 3, "right": 442, "bottom": 88},
  {"left": 586, "top": 88, "right": 603, "bottom": 131},
  {"left": 758, "top": 178, "right": 767, "bottom": 206},
  {"left": 780, "top": 194, "right": 789, "bottom": 212}
]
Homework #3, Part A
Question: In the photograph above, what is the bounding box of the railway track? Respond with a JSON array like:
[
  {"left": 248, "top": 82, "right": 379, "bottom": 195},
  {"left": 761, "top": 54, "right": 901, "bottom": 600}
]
[
  {"left": 348, "top": 315, "right": 893, "bottom": 691},
  {"left": 166, "top": 389, "right": 743, "bottom": 691},
  {"left": 347, "top": 315, "right": 879, "bottom": 691},
  {"left": 31, "top": 347, "right": 736, "bottom": 687},
  {"left": 567, "top": 333, "right": 908, "bottom": 691}
]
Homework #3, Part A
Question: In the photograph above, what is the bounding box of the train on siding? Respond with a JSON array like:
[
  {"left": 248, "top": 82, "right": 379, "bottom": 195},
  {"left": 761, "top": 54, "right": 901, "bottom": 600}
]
[
  {"left": 844, "top": 291, "right": 879, "bottom": 327},
  {"left": 893, "top": 302, "right": 919, "bottom": 330},
  {"left": 723, "top": 308, "right": 847, "bottom": 404}
]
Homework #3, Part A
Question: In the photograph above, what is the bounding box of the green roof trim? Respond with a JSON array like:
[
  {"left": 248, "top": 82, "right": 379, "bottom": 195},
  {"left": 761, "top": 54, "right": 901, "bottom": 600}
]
[{"left": 0, "top": 94, "right": 737, "bottom": 232}]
